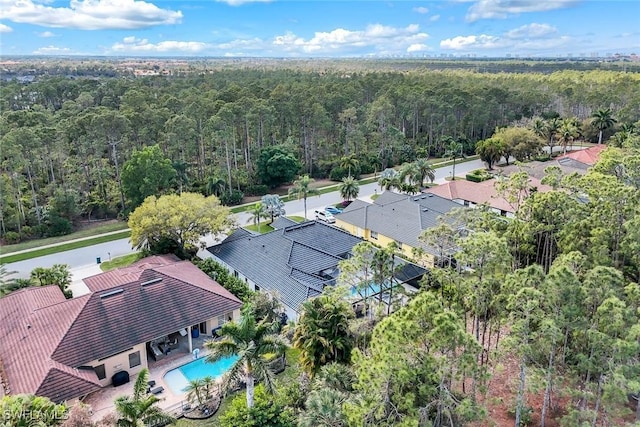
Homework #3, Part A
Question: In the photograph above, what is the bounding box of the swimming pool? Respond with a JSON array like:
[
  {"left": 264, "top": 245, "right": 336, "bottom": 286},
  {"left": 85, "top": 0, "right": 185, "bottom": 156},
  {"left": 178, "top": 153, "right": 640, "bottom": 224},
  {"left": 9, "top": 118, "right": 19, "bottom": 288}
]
[{"left": 163, "top": 354, "right": 239, "bottom": 394}]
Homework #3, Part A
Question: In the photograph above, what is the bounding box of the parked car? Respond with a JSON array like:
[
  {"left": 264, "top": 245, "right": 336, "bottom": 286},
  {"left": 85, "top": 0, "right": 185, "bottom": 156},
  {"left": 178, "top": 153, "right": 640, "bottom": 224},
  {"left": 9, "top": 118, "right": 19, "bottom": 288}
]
[
  {"left": 315, "top": 210, "right": 336, "bottom": 224},
  {"left": 324, "top": 206, "right": 343, "bottom": 215}
]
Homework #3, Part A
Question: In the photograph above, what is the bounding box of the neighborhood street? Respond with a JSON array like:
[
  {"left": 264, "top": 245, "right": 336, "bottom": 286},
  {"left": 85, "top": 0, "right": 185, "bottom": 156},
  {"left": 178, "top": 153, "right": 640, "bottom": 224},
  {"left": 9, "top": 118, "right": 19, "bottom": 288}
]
[{"left": 5, "top": 158, "right": 486, "bottom": 278}]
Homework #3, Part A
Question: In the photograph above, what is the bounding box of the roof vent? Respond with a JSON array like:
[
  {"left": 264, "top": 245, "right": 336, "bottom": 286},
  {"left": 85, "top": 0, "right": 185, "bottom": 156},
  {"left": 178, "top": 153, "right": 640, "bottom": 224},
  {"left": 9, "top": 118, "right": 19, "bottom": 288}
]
[
  {"left": 100, "top": 289, "right": 124, "bottom": 299},
  {"left": 427, "top": 194, "right": 434, "bottom": 197},
  {"left": 420, "top": 196, "right": 427, "bottom": 199},
  {"left": 413, "top": 198, "right": 419, "bottom": 201},
  {"left": 422, "top": 208, "right": 429, "bottom": 212},
  {"left": 141, "top": 278, "right": 162, "bottom": 287}
]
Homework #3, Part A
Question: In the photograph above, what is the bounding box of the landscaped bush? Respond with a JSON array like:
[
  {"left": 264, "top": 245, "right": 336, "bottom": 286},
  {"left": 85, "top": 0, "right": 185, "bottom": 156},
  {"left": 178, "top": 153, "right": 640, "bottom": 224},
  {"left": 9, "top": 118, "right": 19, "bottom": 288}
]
[
  {"left": 194, "top": 258, "right": 255, "bottom": 302},
  {"left": 243, "top": 184, "right": 269, "bottom": 197},
  {"left": 466, "top": 169, "right": 492, "bottom": 182},
  {"left": 218, "top": 384, "right": 295, "bottom": 427},
  {"left": 220, "top": 190, "right": 244, "bottom": 206}
]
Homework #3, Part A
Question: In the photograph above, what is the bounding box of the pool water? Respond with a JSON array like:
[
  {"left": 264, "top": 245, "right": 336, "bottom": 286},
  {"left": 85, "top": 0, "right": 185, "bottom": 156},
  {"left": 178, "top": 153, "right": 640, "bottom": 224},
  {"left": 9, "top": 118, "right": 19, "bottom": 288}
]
[{"left": 163, "top": 354, "right": 239, "bottom": 394}]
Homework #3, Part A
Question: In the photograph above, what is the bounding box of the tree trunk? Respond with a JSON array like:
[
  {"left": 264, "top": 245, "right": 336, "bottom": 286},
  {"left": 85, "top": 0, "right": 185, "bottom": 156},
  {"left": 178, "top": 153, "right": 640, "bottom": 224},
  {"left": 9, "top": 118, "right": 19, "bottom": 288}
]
[
  {"left": 591, "top": 374, "right": 603, "bottom": 427},
  {"left": 541, "top": 346, "right": 556, "bottom": 427},
  {"left": 515, "top": 362, "right": 526, "bottom": 427},
  {"left": 246, "top": 374, "right": 255, "bottom": 409},
  {"left": 26, "top": 165, "right": 41, "bottom": 225},
  {"left": 110, "top": 141, "right": 126, "bottom": 212}
]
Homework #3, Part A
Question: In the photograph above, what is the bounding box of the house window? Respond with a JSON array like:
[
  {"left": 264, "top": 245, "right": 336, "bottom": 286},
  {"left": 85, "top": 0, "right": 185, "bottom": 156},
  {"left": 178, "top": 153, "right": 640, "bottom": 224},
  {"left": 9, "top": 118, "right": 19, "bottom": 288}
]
[
  {"left": 95, "top": 364, "right": 106, "bottom": 380},
  {"left": 233, "top": 270, "right": 238, "bottom": 278},
  {"left": 217, "top": 315, "right": 227, "bottom": 327},
  {"left": 255, "top": 285, "right": 260, "bottom": 291},
  {"left": 371, "top": 231, "right": 378, "bottom": 240},
  {"left": 129, "top": 351, "right": 141, "bottom": 368}
]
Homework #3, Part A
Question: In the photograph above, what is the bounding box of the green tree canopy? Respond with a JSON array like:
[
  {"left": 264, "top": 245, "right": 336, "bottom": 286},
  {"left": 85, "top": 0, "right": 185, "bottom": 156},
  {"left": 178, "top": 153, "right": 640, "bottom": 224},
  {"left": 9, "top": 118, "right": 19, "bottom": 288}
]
[
  {"left": 114, "top": 368, "right": 176, "bottom": 427},
  {"left": 121, "top": 144, "right": 176, "bottom": 208},
  {"left": 257, "top": 145, "right": 301, "bottom": 188},
  {"left": 128, "top": 192, "right": 231, "bottom": 258}
]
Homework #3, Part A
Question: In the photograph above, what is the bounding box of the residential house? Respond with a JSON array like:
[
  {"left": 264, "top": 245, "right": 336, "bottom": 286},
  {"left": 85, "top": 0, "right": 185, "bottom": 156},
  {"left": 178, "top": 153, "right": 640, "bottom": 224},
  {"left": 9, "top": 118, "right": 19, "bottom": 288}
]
[
  {"left": 0, "top": 255, "right": 242, "bottom": 403},
  {"left": 207, "top": 220, "right": 426, "bottom": 320},
  {"left": 555, "top": 144, "right": 606, "bottom": 169},
  {"left": 335, "top": 191, "right": 463, "bottom": 268},
  {"left": 424, "top": 177, "right": 552, "bottom": 218}
]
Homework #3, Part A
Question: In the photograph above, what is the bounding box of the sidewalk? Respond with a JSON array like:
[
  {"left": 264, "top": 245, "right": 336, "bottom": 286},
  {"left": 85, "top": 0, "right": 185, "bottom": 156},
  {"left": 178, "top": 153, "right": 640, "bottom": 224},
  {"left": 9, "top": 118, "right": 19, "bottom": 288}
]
[{"left": 1, "top": 228, "right": 130, "bottom": 258}]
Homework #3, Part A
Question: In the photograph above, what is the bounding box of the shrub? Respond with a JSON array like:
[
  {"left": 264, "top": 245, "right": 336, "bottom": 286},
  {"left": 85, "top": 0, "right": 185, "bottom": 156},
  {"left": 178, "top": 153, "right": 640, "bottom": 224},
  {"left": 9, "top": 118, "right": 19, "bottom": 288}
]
[
  {"left": 194, "top": 258, "right": 255, "bottom": 302},
  {"left": 243, "top": 184, "right": 269, "bottom": 197},
  {"left": 46, "top": 215, "right": 73, "bottom": 237},
  {"left": 466, "top": 169, "right": 492, "bottom": 182},
  {"left": 220, "top": 190, "right": 244, "bottom": 206},
  {"left": 3, "top": 231, "right": 20, "bottom": 244},
  {"left": 218, "top": 385, "right": 295, "bottom": 427}
]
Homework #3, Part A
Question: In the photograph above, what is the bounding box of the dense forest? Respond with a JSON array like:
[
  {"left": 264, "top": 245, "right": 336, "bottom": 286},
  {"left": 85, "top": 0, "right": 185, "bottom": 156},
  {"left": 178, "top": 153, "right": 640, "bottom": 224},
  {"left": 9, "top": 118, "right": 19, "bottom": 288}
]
[{"left": 1, "top": 62, "right": 639, "bottom": 243}]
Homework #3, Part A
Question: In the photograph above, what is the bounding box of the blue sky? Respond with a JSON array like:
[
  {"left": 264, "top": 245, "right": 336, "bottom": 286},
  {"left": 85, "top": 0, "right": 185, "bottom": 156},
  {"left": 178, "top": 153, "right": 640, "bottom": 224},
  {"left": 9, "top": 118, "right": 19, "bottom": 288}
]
[{"left": 0, "top": 0, "right": 638, "bottom": 57}]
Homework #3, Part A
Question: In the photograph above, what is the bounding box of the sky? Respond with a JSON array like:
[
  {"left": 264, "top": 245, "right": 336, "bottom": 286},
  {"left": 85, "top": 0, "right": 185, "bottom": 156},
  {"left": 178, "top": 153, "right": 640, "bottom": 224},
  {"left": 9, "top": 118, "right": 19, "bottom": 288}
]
[{"left": 0, "top": 0, "right": 638, "bottom": 58}]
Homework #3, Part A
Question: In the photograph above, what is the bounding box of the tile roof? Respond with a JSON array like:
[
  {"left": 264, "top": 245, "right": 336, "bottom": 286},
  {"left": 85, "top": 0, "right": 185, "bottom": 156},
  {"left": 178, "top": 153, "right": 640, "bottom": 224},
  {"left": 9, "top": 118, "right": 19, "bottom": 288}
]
[
  {"left": 337, "top": 192, "right": 463, "bottom": 254},
  {"left": 556, "top": 145, "right": 606, "bottom": 167},
  {"left": 208, "top": 221, "right": 363, "bottom": 312},
  {"left": 271, "top": 217, "right": 298, "bottom": 230},
  {"left": 424, "top": 178, "right": 552, "bottom": 214},
  {"left": 0, "top": 256, "right": 242, "bottom": 402}
]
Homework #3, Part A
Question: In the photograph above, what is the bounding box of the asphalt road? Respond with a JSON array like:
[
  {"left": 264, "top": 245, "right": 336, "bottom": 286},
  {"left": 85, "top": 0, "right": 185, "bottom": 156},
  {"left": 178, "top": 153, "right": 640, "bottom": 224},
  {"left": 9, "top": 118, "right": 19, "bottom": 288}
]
[{"left": 5, "top": 158, "right": 486, "bottom": 278}]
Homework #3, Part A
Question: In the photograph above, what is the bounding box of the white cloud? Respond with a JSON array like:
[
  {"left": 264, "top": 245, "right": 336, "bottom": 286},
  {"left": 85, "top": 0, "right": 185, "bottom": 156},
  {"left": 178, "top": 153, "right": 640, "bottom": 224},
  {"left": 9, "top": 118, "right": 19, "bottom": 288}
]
[
  {"left": 215, "top": 0, "right": 271, "bottom": 5},
  {"left": 33, "top": 45, "right": 72, "bottom": 54},
  {"left": 0, "top": 23, "right": 12, "bottom": 32},
  {"left": 505, "top": 23, "right": 557, "bottom": 39},
  {"left": 271, "top": 24, "right": 429, "bottom": 55},
  {"left": 111, "top": 36, "right": 209, "bottom": 53},
  {"left": 413, "top": 6, "right": 429, "bottom": 14},
  {"left": 440, "top": 23, "right": 568, "bottom": 53},
  {"left": 464, "top": 0, "right": 578, "bottom": 22},
  {"left": 38, "top": 31, "right": 56, "bottom": 37},
  {"left": 0, "top": 0, "right": 182, "bottom": 30},
  {"left": 407, "top": 43, "right": 430, "bottom": 53},
  {"left": 429, "top": 14, "right": 440, "bottom": 22}
]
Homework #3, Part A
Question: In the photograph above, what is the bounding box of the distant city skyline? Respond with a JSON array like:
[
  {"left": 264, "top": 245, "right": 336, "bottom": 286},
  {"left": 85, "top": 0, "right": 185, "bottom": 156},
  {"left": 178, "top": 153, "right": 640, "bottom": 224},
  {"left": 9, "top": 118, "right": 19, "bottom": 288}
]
[{"left": 0, "top": 0, "right": 638, "bottom": 58}]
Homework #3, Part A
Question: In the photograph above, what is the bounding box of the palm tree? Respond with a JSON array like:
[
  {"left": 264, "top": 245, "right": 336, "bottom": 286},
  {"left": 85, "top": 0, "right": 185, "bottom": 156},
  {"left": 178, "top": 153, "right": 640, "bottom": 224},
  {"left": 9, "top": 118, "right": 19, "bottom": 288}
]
[
  {"left": 299, "top": 388, "right": 348, "bottom": 427},
  {"left": 558, "top": 119, "right": 577, "bottom": 154},
  {"left": 247, "top": 202, "right": 267, "bottom": 233},
  {"left": 339, "top": 176, "right": 359, "bottom": 202},
  {"left": 377, "top": 168, "right": 399, "bottom": 191},
  {"left": 205, "top": 309, "right": 287, "bottom": 409},
  {"left": 398, "top": 162, "right": 420, "bottom": 188},
  {"left": 339, "top": 155, "right": 359, "bottom": 178},
  {"left": 206, "top": 175, "right": 226, "bottom": 197},
  {"left": 544, "top": 117, "right": 561, "bottom": 153},
  {"left": 293, "top": 289, "right": 354, "bottom": 376},
  {"left": 114, "top": 368, "right": 176, "bottom": 427},
  {"left": 591, "top": 108, "right": 617, "bottom": 144},
  {"left": 415, "top": 158, "right": 435, "bottom": 187},
  {"left": 288, "top": 175, "right": 320, "bottom": 220},
  {"left": 185, "top": 376, "right": 216, "bottom": 408},
  {"left": 443, "top": 139, "right": 463, "bottom": 180}
]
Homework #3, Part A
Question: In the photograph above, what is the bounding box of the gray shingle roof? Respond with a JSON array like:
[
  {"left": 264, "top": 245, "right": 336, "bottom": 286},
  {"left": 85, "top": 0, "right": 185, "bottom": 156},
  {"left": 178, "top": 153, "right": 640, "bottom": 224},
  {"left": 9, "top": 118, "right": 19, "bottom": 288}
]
[
  {"left": 337, "top": 191, "right": 462, "bottom": 255},
  {"left": 271, "top": 217, "right": 298, "bottom": 230},
  {"left": 207, "top": 221, "right": 362, "bottom": 312}
]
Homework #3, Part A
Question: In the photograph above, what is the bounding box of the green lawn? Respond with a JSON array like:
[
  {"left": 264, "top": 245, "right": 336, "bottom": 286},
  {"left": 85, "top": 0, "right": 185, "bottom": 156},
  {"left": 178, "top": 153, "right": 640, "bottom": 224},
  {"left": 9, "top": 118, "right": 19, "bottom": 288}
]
[
  {"left": 0, "top": 230, "right": 132, "bottom": 264},
  {"left": 100, "top": 253, "right": 143, "bottom": 271},
  {"left": 173, "top": 348, "right": 301, "bottom": 427},
  {"left": 0, "top": 221, "right": 129, "bottom": 255}
]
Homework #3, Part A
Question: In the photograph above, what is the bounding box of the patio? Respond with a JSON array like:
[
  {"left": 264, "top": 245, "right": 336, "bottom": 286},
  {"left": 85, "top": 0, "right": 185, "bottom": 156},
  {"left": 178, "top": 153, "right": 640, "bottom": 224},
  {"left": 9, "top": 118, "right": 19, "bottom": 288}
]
[{"left": 84, "top": 333, "right": 213, "bottom": 422}]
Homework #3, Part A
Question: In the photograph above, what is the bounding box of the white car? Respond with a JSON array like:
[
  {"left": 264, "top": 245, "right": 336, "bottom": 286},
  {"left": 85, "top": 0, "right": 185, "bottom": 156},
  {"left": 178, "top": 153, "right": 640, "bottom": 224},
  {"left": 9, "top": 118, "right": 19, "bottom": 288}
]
[{"left": 315, "top": 210, "right": 336, "bottom": 224}]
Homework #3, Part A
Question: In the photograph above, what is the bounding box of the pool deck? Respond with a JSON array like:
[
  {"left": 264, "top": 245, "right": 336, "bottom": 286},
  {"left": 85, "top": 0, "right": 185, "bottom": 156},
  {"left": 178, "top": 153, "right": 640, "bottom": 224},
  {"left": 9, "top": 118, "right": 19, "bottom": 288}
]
[{"left": 84, "top": 335, "right": 213, "bottom": 422}]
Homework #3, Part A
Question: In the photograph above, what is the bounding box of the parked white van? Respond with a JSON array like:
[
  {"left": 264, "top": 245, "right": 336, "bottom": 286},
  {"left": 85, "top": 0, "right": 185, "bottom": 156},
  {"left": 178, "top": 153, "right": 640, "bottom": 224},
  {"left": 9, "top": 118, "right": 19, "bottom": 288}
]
[{"left": 315, "top": 210, "right": 336, "bottom": 224}]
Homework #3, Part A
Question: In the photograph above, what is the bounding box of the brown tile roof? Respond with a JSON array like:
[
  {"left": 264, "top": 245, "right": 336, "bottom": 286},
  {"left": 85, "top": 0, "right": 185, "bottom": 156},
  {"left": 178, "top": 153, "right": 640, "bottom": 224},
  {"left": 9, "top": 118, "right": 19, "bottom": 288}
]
[
  {"left": 0, "top": 256, "right": 242, "bottom": 402},
  {"left": 425, "top": 178, "right": 552, "bottom": 213},
  {"left": 53, "top": 263, "right": 242, "bottom": 367},
  {"left": 0, "top": 286, "right": 95, "bottom": 400},
  {"left": 556, "top": 145, "right": 606, "bottom": 166}
]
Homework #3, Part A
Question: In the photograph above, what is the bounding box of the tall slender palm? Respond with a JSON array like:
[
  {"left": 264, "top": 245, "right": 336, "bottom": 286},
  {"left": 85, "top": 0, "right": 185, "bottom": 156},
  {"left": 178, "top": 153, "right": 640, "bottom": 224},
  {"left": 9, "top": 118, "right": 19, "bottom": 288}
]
[
  {"left": 339, "top": 176, "right": 359, "bottom": 202},
  {"left": 247, "top": 202, "right": 267, "bottom": 233},
  {"left": 339, "top": 155, "right": 359, "bottom": 178},
  {"left": 544, "top": 117, "right": 561, "bottom": 153},
  {"left": 288, "top": 175, "right": 320, "bottom": 220},
  {"left": 205, "top": 310, "right": 287, "bottom": 408},
  {"left": 414, "top": 158, "right": 435, "bottom": 187},
  {"left": 114, "top": 368, "right": 176, "bottom": 427},
  {"left": 443, "top": 139, "right": 463, "bottom": 181},
  {"left": 591, "top": 108, "right": 617, "bottom": 144}
]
